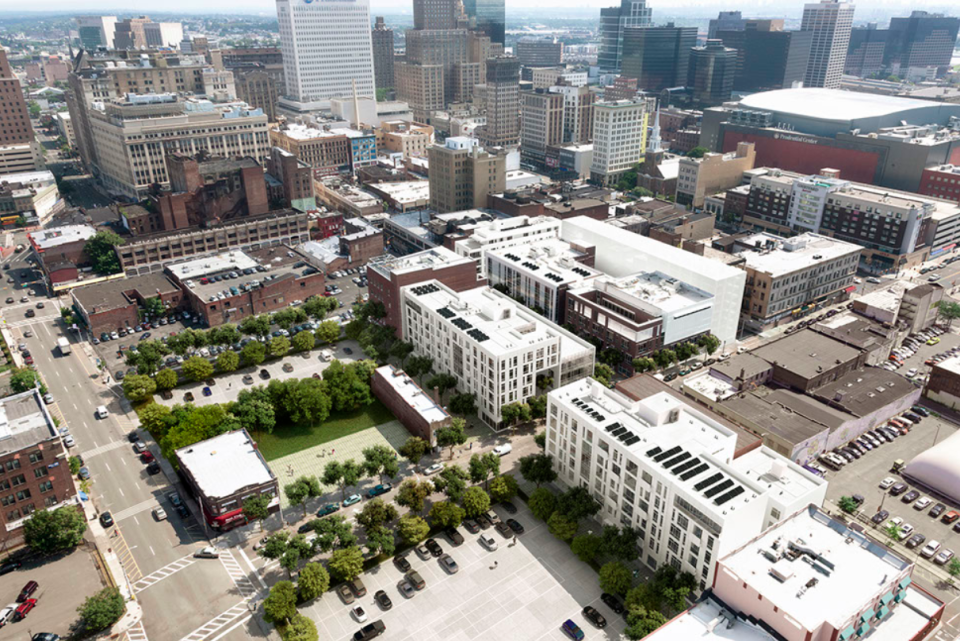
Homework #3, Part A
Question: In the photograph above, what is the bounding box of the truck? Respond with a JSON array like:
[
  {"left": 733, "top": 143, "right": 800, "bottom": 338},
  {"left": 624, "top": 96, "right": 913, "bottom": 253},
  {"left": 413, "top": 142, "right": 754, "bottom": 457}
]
[{"left": 57, "top": 338, "right": 71, "bottom": 356}]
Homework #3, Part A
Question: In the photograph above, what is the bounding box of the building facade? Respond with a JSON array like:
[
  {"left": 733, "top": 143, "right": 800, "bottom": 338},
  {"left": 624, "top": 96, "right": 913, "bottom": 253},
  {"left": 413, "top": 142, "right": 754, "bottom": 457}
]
[
  {"left": 800, "top": 0, "right": 856, "bottom": 89},
  {"left": 598, "top": 0, "right": 653, "bottom": 73},
  {"left": 0, "top": 50, "right": 40, "bottom": 174},
  {"left": 477, "top": 56, "right": 520, "bottom": 149},
  {"left": 372, "top": 365, "right": 452, "bottom": 445},
  {"left": 516, "top": 39, "right": 563, "bottom": 67},
  {"left": 676, "top": 142, "right": 756, "bottom": 209},
  {"left": 428, "top": 137, "right": 505, "bottom": 213},
  {"left": 620, "top": 25, "right": 698, "bottom": 92},
  {"left": 372, "top": 17, "right": 396, "bottom": 90},
  {"left": 590, "top": 99, "right": 651, "bottom": 187},
  {"left": 688, "top": 41, "right": 737, "bottom": 107}
]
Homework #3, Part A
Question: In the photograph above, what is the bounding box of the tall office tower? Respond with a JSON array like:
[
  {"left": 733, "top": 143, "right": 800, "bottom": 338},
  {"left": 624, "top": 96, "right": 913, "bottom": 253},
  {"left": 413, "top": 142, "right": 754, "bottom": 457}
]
[
  {"left": 590, "top": 98, "right": 651, "bottom": 186},
  {"left": 414, "top": 0, "right": 461, "bottom": 30},
  {"left": 520, "top": 89, "right": 565, "bottom": 166},
  {"left": 143, "top": 22, "right": 184, "bottom": 48},
  {"left": 276, "top": 0, "right": 375, "bottom": 109},
  {"left": 801, "top": 0, "right": 855, "bottom": 89},
  {"left": 372, "top": 17, "right": 395, "bottom": 89},
  {"left": 516, "top": 38, "right": 563, "bottom": 67},
  {"left": 688, "top": 40, "right": 737, "bottom": 107},
  {"left": 551, "top": 84, "right": 595, "bottom": 145},
  {"left": 707, "top": 11, "right": 745, "bottom": 39},
  {"left": 885, "top": 11, "right": 960, "bottom": 78},
  {"left": 717, "top": 28, "right": 813, "bottom": 92},
  {"left": 845, "top": 24, "right": 888, "bottom": 77},
  {"left": 428, "top": 137, "right": 505, "bottom": 213},
  {"left": 75, "top": 16, "right": 117, "bottom": 51},
  {"left": 463, "top": 0, "right": 505, "bottom": 46},
  {"left": 0, "top": 50, "right": 40, "bottom": 173},
  {"left": 113, "top": 17, "right": 151, "bottom": 49},
  {"left": 477, "top": 56, "right": 520, "bottom": 149},
  {"left": 620, "top": 24, "right": 697, "bottom": 91},
  {"left": 597, "top": 0, "right": 653, "bottom": 73}
]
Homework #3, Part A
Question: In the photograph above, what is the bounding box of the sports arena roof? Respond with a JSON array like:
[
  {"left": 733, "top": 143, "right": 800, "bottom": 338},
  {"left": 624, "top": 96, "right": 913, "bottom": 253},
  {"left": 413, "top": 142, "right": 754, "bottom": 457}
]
[
  {"left": 903, "top": 429, "right": 960, "bottom": 503},
  {"left": 738, "top": 88, "right": 944, "bottom": 123}
]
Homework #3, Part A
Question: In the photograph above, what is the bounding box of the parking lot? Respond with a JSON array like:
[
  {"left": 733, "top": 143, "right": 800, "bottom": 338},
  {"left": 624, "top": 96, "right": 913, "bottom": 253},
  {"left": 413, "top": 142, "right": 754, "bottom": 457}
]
[
  {"left": 0, "top": 546, "right": 105, "bottom": 640},
  {"left": 297, "top": 500, "right": 626, "bottom": 641}
]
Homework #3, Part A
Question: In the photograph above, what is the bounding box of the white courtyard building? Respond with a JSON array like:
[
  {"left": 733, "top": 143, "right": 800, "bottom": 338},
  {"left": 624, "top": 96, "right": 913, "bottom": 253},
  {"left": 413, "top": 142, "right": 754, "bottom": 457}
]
[
  {"left": 454, "top": 215, "right": 562, "bottom": 276},
  {"left": 546, "top": 377, "right": 827, "bottom": 591},
  {"left": 401, "top": 281, "right": 595, "bottom": 428}
]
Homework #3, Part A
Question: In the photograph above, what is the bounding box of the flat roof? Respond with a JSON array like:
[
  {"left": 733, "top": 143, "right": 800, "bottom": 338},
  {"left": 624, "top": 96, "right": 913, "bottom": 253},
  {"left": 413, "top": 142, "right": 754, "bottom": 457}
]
[
  {"left": 738, "top": 87, "right": 952, "bottom": 122},
  {"left": 29, "top": 224, "right": 96, "bottom": 250},
  {"left": 855, "top": 286, "right": 903, "bottom": 314},
  {"left": 752, "top": 330, "right": 862, "bottom": 380},
  {"left": 369, "top": 246, "right": 475, "bottom": 277},
  {"left": 720, "top": 505, "right": 911, "bottom": 631},
  {"left": 72, "top": 273, "right": 181, "bottom": 313},
  {"left": 0, "top": 390, "right": 58, "bottom": 457},
  {"left": 273, "top": 123, "right": 348, "bottom": 141},
  {"left": 811, "top": 368, "right": 915, "bottom": 417},
  {"left": 375, "top": 365, "right": 449, "bottom": 423},
  {"left": 0, "top": 170, "right": 56, "bottom": 186},
  {"left": 176, "top": 429, "right": 275, "bottom": 500},
  {"left": 644, "top": 596, "right": 777, "bottom": 641},
  {"left": 934, "top": 354, "right": 960, "bottom": 377},
  {"left": 487, "top": 240, "right": 603, "bottom": 287},
  {"left": 718, "top": 390, "right": 834, "bottom": 445},
  {"left": 166, "top": 250, "right": 260, "bottom": 281},
  {"left": 737, "top": 232, "right": 861, "bottom": 278},
  {"left": 710, "top": 353, "right": 772, "bottom": 382},
  {"left": 594, "top": 271, "right": 714, "bottom": 314},
  {"left": 369, "top": 180, "right": 429, "bottom": 204}
]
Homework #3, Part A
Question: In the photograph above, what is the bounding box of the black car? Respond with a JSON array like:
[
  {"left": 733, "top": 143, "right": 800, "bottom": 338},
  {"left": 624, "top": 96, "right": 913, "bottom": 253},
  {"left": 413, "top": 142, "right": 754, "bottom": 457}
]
[
  {"left": 393, "top": 553, "right": 411, "bottom": 573},
  {"left": 501, "top": 501, "right": 517, "bottom": 515},
  {"left": 374, "top": 590, "right": 392, "bottom": 610},
  {"left": 463, "top": 519, "right": 480, "bottom": 534},
  {"left": 871, "top": 509, "right": 890, "bottom": 524},
  {"left": 175, "top": 504, "right": 190, "bottom": 519},
  {"left": 0, "top": 560, "right": 22, "bottom": 576},
  {"left": 353, "top": 620, "right": 385, "bottom": 641},
  {"left": 259, "top": 369, "right": 271, "bottom": 380},
  {"left": 444, "top": 527, "right": 464, "bottom": 546},
  {"left": 146, "top": 461, "right": 161, "bottom": 475},
  {"left": 851, "top": 495, "right": 865, "bottom": 508},
  {"left": 902, "top": 490, "right": 921, "bottom": 503},
  {"left": 343, "top": 347, "right": 354, "bottom": 355},
  {"left": 298, "top": 520, "right": 320, "bottom": 534},
  {"left": 476, "top": 514, "right": 493, "bottom": 530},
  {"left": 600, "top": 593, "right": 624, "bottom": 614},
  {"left": 128, "top": 431, "right": 140, "bottom": 443},
  {"left": 506, "top": 518, "right": 524, "bottom": 534},
  {"left": 906, "top": 533, "right": 926, "bottom": 549},
  {"left": 890, "top": 483, "right": 908, "bottom": 496},
  {"left": 99, "top": 512, "right": 114, "bottom": 527},
  {"left": 912, "top": 405, "right": 930, "bottom": 417},
  {"left": 424, "top": 538, "right": 443, "bottom": 557},
  {"left": 582, "top": 606, "right": 607, "bottom": 628},
  {"left": 495, "top": 521, "right": 512, "bottom": 537}
]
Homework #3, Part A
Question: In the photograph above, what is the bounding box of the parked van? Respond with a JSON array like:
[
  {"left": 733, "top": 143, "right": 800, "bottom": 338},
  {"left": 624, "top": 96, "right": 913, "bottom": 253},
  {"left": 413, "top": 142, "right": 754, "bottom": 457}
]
[
  {"left": 479, "top": 533, "right": 498, "bottom": 551},
  {"left": 319, "top": 349, "right": 333, "bottom": 362},
  {"left": 96, "top": 406, "right": 109, "bottom": 419},
  {"left": 492, "top": 443, "right": 512, "bottom": 456}
]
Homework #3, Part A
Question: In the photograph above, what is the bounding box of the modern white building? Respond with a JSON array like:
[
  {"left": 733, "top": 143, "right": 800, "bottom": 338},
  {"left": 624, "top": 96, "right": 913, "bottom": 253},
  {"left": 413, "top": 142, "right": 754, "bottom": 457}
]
[
  {"left": 276, "top": 0, "right": 376, "bottom": 110},
  {"left": 801, "top": 0, "right": 856, "bottom": 89},
  {"left": 143, "top": 22, "right": 184, "bottom": 49},
  {"left": 453, "top": 215, "right": 563, "bottom": 275},
  {"left": 75, "top": 16, "right": 117, "bottom": 51},
  {"left": 561, "top": 215, "right": 746, "bottom": 347},
  {"left": 590, "top": 98, "right": 651, "bottom": 186},
  {"left": 401, "top": 281, "right": 595, "bottom": 428},
  {"left": 546, "top": 377, "right": 827, "bottom": 590}
]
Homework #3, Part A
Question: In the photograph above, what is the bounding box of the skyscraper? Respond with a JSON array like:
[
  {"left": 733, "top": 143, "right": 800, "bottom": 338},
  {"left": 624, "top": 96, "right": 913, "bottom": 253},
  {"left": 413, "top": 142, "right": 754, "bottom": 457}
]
[
  {"left": 75, "top": 16, "right": 117, "bottom": 51},
  {"left": 800, "top": 0, "right": 855, "bottom": 89},
  {"left": 477, "top": 56, "right": 520, "bottom": 149},
  {"left": 414, "top": 0, "right": 461, "bottom": 30},
  {"left": 598, "top": 0, "right": 653, "bottom": 73},
  {"left": 716, "top": 28, "right": 813, "bottom": 92},
  {"left": 0, "top": 50, "right": 40, "bottom": 173},
  {"left": 620, "top": 25, "right": 697, "bottom": 91},
  {"left": 845, "top": 24, "right": 888, "bottom": 77},
  {"left": 372, "top": 17, "right": 396, "bottom": 89},
  {"left": 590, "top": 98, "right": 651, "bottom": 186},
  {"left": 688, "top": 40, "right": 737, "bottom": 107},
  {"left": 463, "top": 0, "right": 505, "bottom": 46},
  {"left": 885, "top": 11, "right": 960, "bottom": 78},
  {"left": 276, "top": 0, "right": 376, "bottom": 109},
  {"left": 707, "top": 11, "right": 745, "bottom": 39}
]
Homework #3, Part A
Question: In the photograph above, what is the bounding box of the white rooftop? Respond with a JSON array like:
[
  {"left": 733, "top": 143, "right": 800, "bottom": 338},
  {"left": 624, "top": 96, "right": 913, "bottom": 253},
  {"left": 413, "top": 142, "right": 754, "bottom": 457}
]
[
  {"left": 643, "top": 598, "right": 777, "bottom": 641},
  {"left": 720, "top": 505, "right": 911, "bottom": 632},
  {"left": 0, "top": 170, "right": 56, "bottom": 186},
  {"left": 738, "top": 87, "right": 949, "bottom": 121},
  {"left": 167, "top": 250, "right": 259, "bottom": 281},
  {"left": 855, "top": 285, "right": 904, "bottom": 315},
  {"left": 596, "top": 271, "right": 713, "bottom": 314},
  {"left": 375, "top": 365, "right": 449, "bottom": 423},
  {"left": 681, "top": 371, "right": 738, "bottom": 403},
  {"left": 737, "top": 232, "right": 862, "bottom": 278},
  {"left": 176, "top": 429, "right": 275, "bottom": 500},
  {"left": 279, "top": 123, "right": 354, "bottom": 141},
  {"left": 29, "top": 224, "right": 96, "bottom": 250},
  {"left": 935, "top": 354, "right": 960, "bottom": 377},
  {"left": 370, "top": 246, "right": 474, "bottom": 277},
  {"left": 369, "top": 180, "right": 430, "bottom": 204},
  {"left": 487, "top": 240, "right": 603, "bottom": 287}
]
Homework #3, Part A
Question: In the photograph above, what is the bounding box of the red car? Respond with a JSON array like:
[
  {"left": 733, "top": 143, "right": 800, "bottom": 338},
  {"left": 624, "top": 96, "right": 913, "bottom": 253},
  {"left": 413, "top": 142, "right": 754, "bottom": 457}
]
[
  {"left": 140, "top": 451, "right": 155, "bottom": 463},
  {"left": 14, "top": 599, "right": 36, "bottom": 621}
]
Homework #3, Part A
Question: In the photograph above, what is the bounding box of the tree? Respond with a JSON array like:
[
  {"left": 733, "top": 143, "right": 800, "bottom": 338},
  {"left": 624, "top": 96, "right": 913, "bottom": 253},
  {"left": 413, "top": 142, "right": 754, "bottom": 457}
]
[
  {"left": 285, "top": 476, "right": 322, "bottom": 517},
  {"left": 838, "top": 496, "right": 860, "bottom": 514},
  {"left": 362, "top": 444, "right": 400, "bottom": 483},
  {"left": 461, "top": 486, "right": 491, "bottom": 518},
  {"left": 155, "top": 368, "right": 178, "bottom": 390},
  {"left": 10, "top": 368, "right": 44, "bottom": 394},
  {"left": 288, "top": 378, "right": 331, "bottom": 427},
  {"left": 601, "top": 525, "right": 641, "bottom": 562},
  {"left": 625, "top": 610, "right": 668, "bottom": 640},
  {"left": 279, "top": 614, "right": 319, "bottom": 641},
  {"left": 242, "top": 340, "right": 267, "bottom": 366},
  {"left": 599, "top": 561, "right": 633, "bottom": 596},
  {"left": 571, "top": 534, "right": 603, "bottom": 563},
  {"left": 291, "top": 330, "right": 315, "bottom": 353},
  {"left": 396, "top": 479, "right": 433, "bottom": 514},
  {"left": 315, "top": 320, "right": 341, "bottom": 344},
  {"left": 399, "top": 436, "right": 429, "bottom": 468},
  {"left": 270, "top": 336, "right": 291, "bottom": 358},
  {"left": 24, "top": 506, "right": 88, "bottom": 553},
  {"left": 310, "top": 515, "right": 357, "bottom": 553},
  {"left": 937, "top": 301, "right": 960, "bottom": 329},
  {"left": 216, "top": 350, "right": 240, "bottom": 373},
  {"left": 557, "top": 485, "right": 601, "bottom": 522},
  {"left": 304, "top": 295, "right": 339, "bottom": 320},
  {"left": 69, "top": 456, "right": 82, "bottom": 475},
  {"left": 534, "top": 432, "right": 546, "bottom": 450},
  {"left": 594, "top": 363, "right": 615, "bottom": 387},
  {"left": 686, "top": 146, "right": 708, "bottom": 159},
  {"left": 632, "top": 357, "right": 656, "bottom": 373},
  {"left": 448, "top": 392, "right": 477, "bottom": 416},
  {"left": 600, "top": 347, "right": 624, "bottom": 368},
  {"left": 432, "top": 464, "right": 470, "bottom": 501},
  {"left": 468, "top": 452, "right": 500, "bottom": 489},
  {"left": 489, "top": 474, "right": 519, "bottom": 503},
  {"left": 322, "top": 361, "right": 373, "bottom": 411},
  {"left": 949, "top": 557, "right": 960, "bottom": 579},
  {"left": 138, "top": 402, "right": 172, "bottom": 437},
  {"left": 322, "top": 459, "right": 365, "bottom": 501},
  {"left": 397, "top": 514, "right": 430, "bottom": 545},
  {"left": 528, "top": 487, "right": 558, "bottom": 521},
  {"left": 528, "top": 395, "right": 548, "bottom": 419},
  {"left": 122, "top": 373, "right": 156, "bottom": 402},
  {"left": 328, "top": 546, "right": 365, "bottom": 582},
  {"left": 76, "top": 587, "right": 125, "bottom": 633},
  {"left": 884, "top": 521, "right": 903, "bottom": 543},
  {"left": 425, "top": 372, "right": 458, "bottom": 401},
  {"left": 501, "top": 402, "right": 531, "bottom": 429},
  {"left": 697, "top": 334, "right": 721, "bottom": 355},
  {"left": 663, "top": 586, "right": 691, "bottom": 613},
  {"left": 240, "top": 314, "right": 272, "bottom": 337},
  {"left": 519, "top": 453, "right": 557, "bottom": 488},
  {"left": 356, "top": 498, "right": 399, "bottom": 532},
  {"left": 235, "top": 398, "right": 276, "bottom": 436},
  {"left": 435, "top": 417, "right": 468, "bottom": 459},
  {"left": 209, "top": 324, "right": 241, "bottom": 346},
  {"left": 242, "top": 495, "right": 271, "bottom": 530},
  {"left": 280, "top": 548, "right": 301, "bottom": 578},
  {"left": 547, "top": 511, "right": 579, "bottom": 542},
  {"left": 263, "top": 581, "right": 298, "bottom": 623},
  {"left": 429, "top": 500, "right": 466, "bottom": 529},
  {"left": 85, "top": 230, "right": 125, "bottom": 274},
  {"left": 182, "top": 356, "right": 214, "bottom": 382},
  {"left": 143, "top": 296, "right": 166, "bottom": 319},
  {"left": 365, "top": 526, "right": 397, "bottom": 557},
  {"left": 257, "top": 531, "right": 291, "bottom": 560},
  {"left": 297, "top": 562, "right": 329, "bottom": 602},
  {"left": 405, "top": 354, "right": 434, "bottom": 385},
  {"left": 389, "top": 340, "right": 415, "bottom": 367}
]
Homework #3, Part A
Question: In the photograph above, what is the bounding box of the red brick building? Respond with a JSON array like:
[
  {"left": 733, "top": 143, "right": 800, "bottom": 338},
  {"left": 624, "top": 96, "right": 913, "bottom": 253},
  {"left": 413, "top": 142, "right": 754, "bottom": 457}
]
[
  {"left": 312, "top": 211, "right": 343, "bottom": 239},
  {"left": 28, "top": 225, "right": 96, "bottom": 288},
  {"left": 368, "top": 247, "right": 483, "bottom": 338},
  {"left": 918, "top": 164, "right": 960, "bottom": 203},
  {"left": 70, "top": 273, "right": 183, "bottom": 336},
  {"left": 372, "top": 365, "right": 452, "bottom": 446}
]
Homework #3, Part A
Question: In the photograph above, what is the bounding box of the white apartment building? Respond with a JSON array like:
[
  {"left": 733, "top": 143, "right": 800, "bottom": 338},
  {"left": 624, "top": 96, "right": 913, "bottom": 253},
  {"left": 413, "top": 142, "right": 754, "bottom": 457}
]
[
  {"left": 276, "top": 0, "right": 376, "bottom": 110},
  {"left": 401, "top": 282, "right": 595, "bottom": 428},
  {"left": 453, "top": 215, "right": 563, "bottom": 276},
  {"left": 590, "top": 98, "right": 652, "bottom": 187},
  {"left": 561, "top": 216, "right": 747, "bottom": 347},
  {"left": 547, "top": 378, "right": 827, "bottom": 591},
  {"left": 484, "top": 239, "right": 603, "bottom": 323},
  {"left": 88, "top": 94, "right": 270, "bottom": 200},
  {"left": 801, "top": 0, "right": 856, "bottom": 90}
]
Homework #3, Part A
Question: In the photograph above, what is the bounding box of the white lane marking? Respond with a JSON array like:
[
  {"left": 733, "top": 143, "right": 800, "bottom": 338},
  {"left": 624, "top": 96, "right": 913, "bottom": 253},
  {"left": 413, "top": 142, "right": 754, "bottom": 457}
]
[
  {"left": 149, "top": 546, "right": 155, "bottom": 556},
  {"left": 118, "top": 486, "right": 124, "bottom": 497},
  {"left": 133, "top": 516, "right": 139, "bottom": 527},
  {"left": 208, "top": 615, "right": 252, "bottom": 641},
  {"left": 236, "top": 547, "right": 267, "bottom": 590}
]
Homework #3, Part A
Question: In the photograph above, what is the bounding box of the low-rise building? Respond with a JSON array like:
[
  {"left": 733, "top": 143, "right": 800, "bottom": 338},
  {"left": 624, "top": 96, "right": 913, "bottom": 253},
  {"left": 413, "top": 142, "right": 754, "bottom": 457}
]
[
  {"left": 0, "top": 389, "right": 78, "bottom": 548},
  {"left": 751, "top": 329, "right": 867, "bottom": 393},
  {"left": 675, "top": 142, "right": 756, "bottom": 210},
  {"left": 428, "top": 137, "right": 506, "bottom": 214},
  {"left": 546, "top": 377, "right": 827, "bottom": 591},
  {"left": 377, "top": 121, "right": 434, "bottom": 159},
  {"left": 71, "top": 273, "right": 183, "bottom": 337},
  {"left": 315, "top": 177, "right": 383, "bottom": 217},
  {"left": 296, "top": 219, "right": 384, "bottom": 273},
  {"left": 365, "top": 180, "right": 430, "bottom": 212},
  {"left": 372, "top": 365, "right": 451, "bottom": 445},
  {"left": 923, "top": 354, "right": 960, "bottom": 411},
  {"left": 28, "top": 224, "right": 97, "bottom": 289},
  {"left": 899, "top": 282, "right": 944, "bottom": 333},
  {"left": 0, "top": 170, "right": 63, "bottom": 226},
  {"left": 919, "top": 163, "right": 960, "bottom": 203},
  {"left": 176, "top": 429, "right": 279, "bottom": 532},
  {"left": 453, "top": 215, "right": 562, "bottom": 276},
  {"left": 401, "top": 282, "right": 595, "bottom": 427},
  {"left": 270, "top": 123, "right": 353, "bottom": 174}
]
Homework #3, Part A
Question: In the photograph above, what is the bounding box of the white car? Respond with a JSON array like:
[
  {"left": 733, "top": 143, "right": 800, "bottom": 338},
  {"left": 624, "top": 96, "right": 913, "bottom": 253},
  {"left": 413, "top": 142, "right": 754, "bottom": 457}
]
[
  {"left": 906, "top": 368, "right": 918, "bottom": 378},
  {"left": 351, "top": 605, "right": 367, "bottom": 622},
  {"left": 64, "top": 435, "right": 76, "bottom": 448},
  {"left": 898, "top": 523, "right": 915, "bottom": 540},
  {"left": 134, "top": 441, "right": 147, "bottom": 453},
  {"left": 194, "top": 546, "right": 220, "bottom": 559},
  {"left": 879, "top": 477, "right": 896, "bottom": 489},
  {"left": 423, "top": 463, "right": 444, "bottom": 475},
  {"left": 0, "top": 604, "right": 16, "bottom": 628},
  {"left": 935, "top": 549, "right": 955, "bottom": 565},
  {"left": 914, "top": 497, "right": 933, "bottom": 510},
  {"left": 153, "top": 507, "right": 167, "bottom": 521},
  {"left": 921, "top": 540, "right": 942, "bottom": 559}
]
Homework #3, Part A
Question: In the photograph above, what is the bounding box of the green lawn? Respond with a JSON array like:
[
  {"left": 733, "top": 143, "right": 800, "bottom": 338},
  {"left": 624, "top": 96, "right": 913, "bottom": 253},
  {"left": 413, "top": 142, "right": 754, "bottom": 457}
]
[{"left": 254, "top": 399, "right": 395, "bottom": 461}]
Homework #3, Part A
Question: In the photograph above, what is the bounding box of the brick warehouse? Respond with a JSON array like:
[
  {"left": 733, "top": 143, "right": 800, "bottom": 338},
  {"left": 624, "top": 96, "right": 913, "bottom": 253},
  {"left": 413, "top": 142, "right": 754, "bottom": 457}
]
[
  {"left": 372, "top": 365, "right": 452, "bottom": 445},
  {"left": 71, "top": 273, "right": 183, "bottom": 337}
]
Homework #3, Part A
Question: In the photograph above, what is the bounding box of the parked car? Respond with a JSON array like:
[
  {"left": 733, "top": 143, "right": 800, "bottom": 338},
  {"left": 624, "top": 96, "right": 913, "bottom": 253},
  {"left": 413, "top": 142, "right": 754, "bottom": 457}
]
[
  {"left": 374, "top": 590, "right": 392, "bottom": 610},
  {"left": 943, "top": 511, "right": 960, "bottom": 524},
  {"left": 507, "top": 519, "right": 525, "bottom": 534},
  {"left": 367, "top": 483, "right": 392, "bottom": 498},
  {"left": 406, "top": 570, "right": 425, "bottom": 590},
  {"left": 561, "top": 619, "right": 585, "bottom": 641},
  {"left": 194, "top": 547, "right": 220, "bottom": 558},
  {"left": 424, "top": 538, "right": 443, "bottom": 557},
  {"left": 871, "top": 510, "right": 890, "bottom": 525},
  {"left": 582, "top": 606, "right": 607, "bottom": 628},
  {"left": 99, "top": 512, "right": 114, "bottom": 527},
  {"left": 915, "top": 497, "right": 933, "bottom": 510},
  {"left": 879, "top": 477, "right": 896, "bottom": 489},
  {"left": 438, "top": 553, "right": 459, "bottom": 574},
  {"left": 348, "top": 577, "right": 367, "bottom": 597},
  {"left": 601, "top": 593, "right": 625, "bottom": 614},
  {"left": 444, "top": 527, "right": 464, "bottom": 546},
  {"left": 889, "top": 483, "right": 908, "bottom": 496},
  {"left": 935, "top": 549, "right": 955, "bottom": 565},
  {"left": 342, "top": 494, "right": 361, "bottom": 507},
  {"left": 463, "top": 519, "right": 480, "bottom": 534},
  {"left": 921, "top": 540, "right": 942, "bottom": 558},
  {"left": 423, "top": 463, "right": 444, "bottom": 475},
  {"left": 393, "top": 553, "right": 411, "bottom": 573},
  {"left": 317, "top": 503, "right": 340, "bottom": 517},
  {"left": 930, "top": 504, "right": 946, "bottom": 518},
  {"left": 16, "top": 582, "right": 38, "bottom": 603},
  {"left": 903, "top": 490, "right": 921, "bottom": 503}
]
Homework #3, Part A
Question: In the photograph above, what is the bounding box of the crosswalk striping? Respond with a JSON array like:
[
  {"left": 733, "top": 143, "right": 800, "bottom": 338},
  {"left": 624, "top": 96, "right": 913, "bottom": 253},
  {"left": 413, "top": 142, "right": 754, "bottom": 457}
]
[
  {"left": 111, "top": 525, "right": 143, "bottom": 584},
  {"left": 126, "top": 621, "right": 149, "bottom": 641},
  {"left": 180, "top": 601, "right": 250, "bottom": 641},
  {"left": 113, "top": 498, "right": 159, "bottom": 523},
  {"left": 81, "top": 439, "right": 131, "bottom": 460},
  {"left": 133, "top": 554, "right": 196, "bottom": 593},
  {"left": 218, "top": 550, "right": 258, "bottom": 599}
]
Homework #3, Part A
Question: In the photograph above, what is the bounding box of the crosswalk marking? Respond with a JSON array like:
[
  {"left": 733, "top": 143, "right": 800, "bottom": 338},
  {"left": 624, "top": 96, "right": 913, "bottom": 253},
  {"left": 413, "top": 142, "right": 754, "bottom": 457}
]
[
  {"left": 111, "top": 525, "right": 143, "bottom": 584},
  {"left": 180, "top": 601, "right": 251, "bottom": 641},
  {"left": 218, "top": 550, "right": 257, "bottom": 599},
  {"left": 126, "top": 621, "right": 149, "bottom": 641},
  {"left": 113, "top": 498, "right": 159, "bottom": 523},
  {"left": 132, "top": 554, "right": 196, "bottom": 593},
  {"left": 81, "top": 439, "right": 131, "bottom": 459}
]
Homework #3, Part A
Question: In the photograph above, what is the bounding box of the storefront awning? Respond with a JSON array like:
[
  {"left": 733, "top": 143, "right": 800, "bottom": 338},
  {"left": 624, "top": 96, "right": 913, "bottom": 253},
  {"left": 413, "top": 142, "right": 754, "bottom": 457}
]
[{"left": 898, "top": 576, "right": 912, "bottom": 590}]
